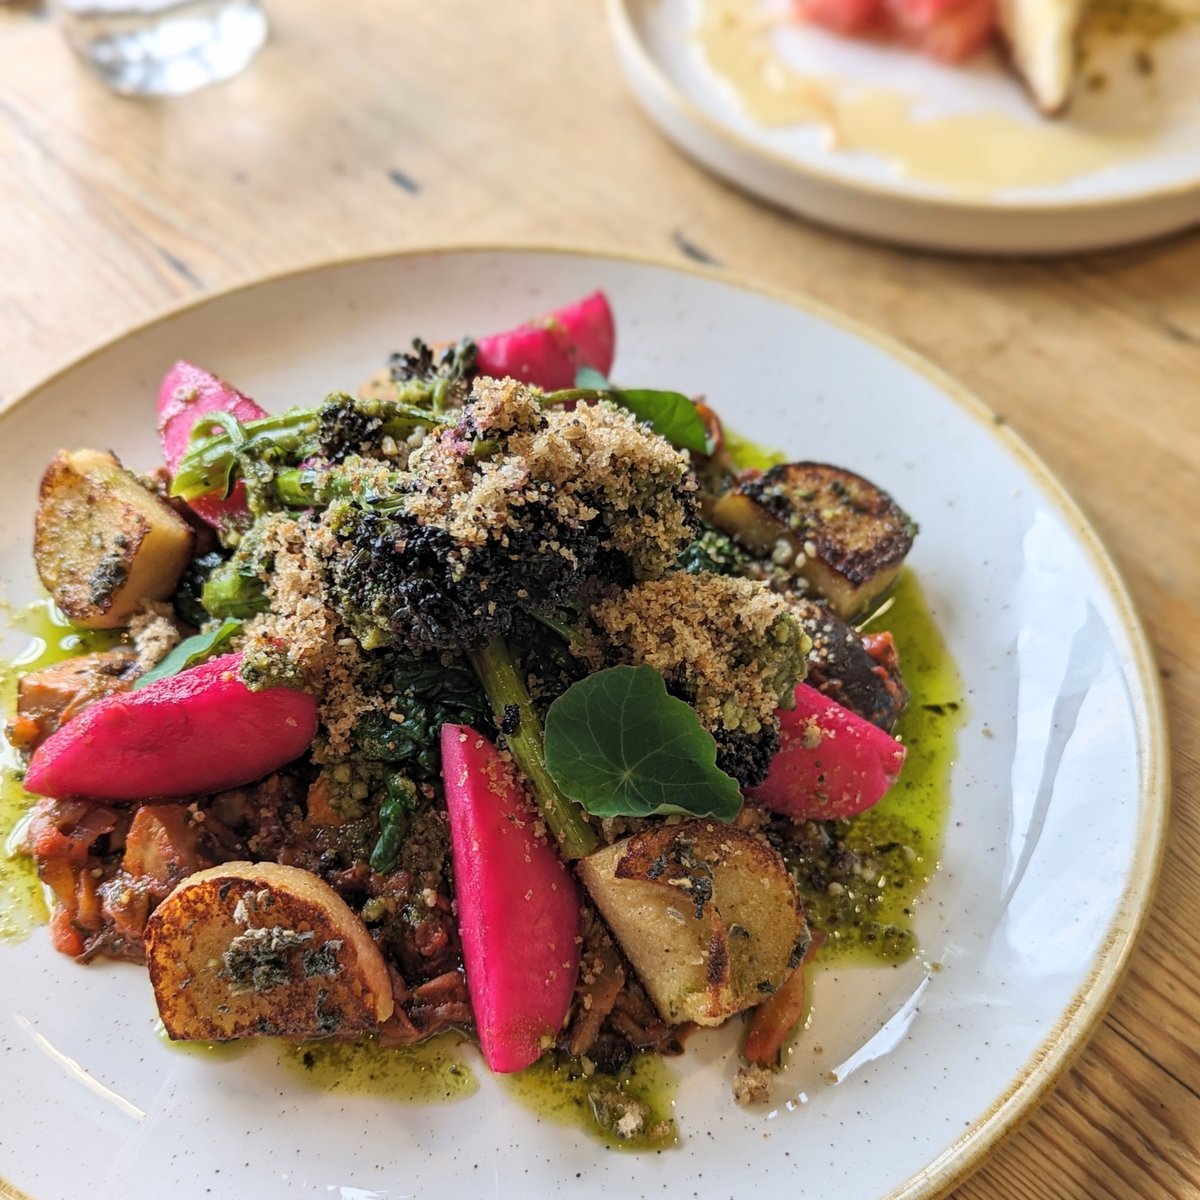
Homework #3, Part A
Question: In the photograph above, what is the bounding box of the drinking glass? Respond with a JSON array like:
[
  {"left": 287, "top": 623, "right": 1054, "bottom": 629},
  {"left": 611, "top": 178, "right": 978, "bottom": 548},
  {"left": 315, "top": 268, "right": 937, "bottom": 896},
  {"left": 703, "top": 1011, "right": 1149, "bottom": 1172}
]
[{"left": 48, "top": 0, "right": 267, "bottom": 96}]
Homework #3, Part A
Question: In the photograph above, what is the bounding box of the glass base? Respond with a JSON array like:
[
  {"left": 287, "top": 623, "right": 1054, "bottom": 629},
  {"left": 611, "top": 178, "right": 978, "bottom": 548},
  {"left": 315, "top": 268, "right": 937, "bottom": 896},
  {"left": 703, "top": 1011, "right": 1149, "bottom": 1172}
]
[{"left": 61, "top": 0, "right": 267, "bottom": 97}]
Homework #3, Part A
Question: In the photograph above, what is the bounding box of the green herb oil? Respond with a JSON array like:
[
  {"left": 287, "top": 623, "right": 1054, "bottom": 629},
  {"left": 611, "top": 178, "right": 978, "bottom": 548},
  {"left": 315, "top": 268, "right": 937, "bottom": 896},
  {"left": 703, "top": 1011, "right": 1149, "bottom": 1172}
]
[
  {"left": 790, "top": 572, "right": 965, "bottom": 963},
  {"left": 502, "top": 1050, "right": 678, "bottom": 1150},
  {"left": 0, "top": 599, "right": 121, "bottom": 941},
  {"left": 278, "top": 1032, "right": 478, "bottom": 1104},
  {"left": 719, "top": 431, "right": 964, "bottom": 965},
  {"left": 722, "top": 429, "right": 787, "bottom": 472}
]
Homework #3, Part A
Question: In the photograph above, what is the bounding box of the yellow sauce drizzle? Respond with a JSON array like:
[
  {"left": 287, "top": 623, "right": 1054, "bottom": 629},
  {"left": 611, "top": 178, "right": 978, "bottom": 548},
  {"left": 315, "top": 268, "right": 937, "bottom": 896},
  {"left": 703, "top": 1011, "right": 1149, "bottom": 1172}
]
[{"left": 694, "top": 0, "right": 1191, "bottom": 192}]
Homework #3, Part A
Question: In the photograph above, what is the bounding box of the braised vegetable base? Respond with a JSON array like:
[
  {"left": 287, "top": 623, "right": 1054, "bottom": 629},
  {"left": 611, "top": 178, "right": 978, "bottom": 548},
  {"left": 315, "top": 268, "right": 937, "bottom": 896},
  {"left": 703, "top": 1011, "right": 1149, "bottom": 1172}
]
[{"left": 0, "top": 290, "right": 963, "bottom": 1145}]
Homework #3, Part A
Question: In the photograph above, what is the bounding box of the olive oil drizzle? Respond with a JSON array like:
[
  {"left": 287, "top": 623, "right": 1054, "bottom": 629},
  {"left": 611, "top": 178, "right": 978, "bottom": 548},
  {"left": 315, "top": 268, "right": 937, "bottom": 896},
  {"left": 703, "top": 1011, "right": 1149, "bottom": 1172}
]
[
  {"left": 278, "top": 1032, "right": 479, "bottom": 1104},
  {"left": 501, "top": 1051, "right": 678, "bottom": 1150},
  {"left": 0, "top": 599, "right": 121, "bottom": 941},
  {"left": 723, "top": 432, "right": 965, "bottom": 966},
  {"left": 788, "top": 573, "right": 965, "bottom": 963}
]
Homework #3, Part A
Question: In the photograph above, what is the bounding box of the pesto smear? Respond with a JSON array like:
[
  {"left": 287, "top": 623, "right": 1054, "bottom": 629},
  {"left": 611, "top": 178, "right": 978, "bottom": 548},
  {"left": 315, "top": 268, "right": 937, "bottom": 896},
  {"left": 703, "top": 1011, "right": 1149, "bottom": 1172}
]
[
  {"left": 0, "top": 599, "right": 121, "bottom": 941},
  {"left": 502, "top": 1050, "right": 677, "bottom": 1150},
  {"left": 783, "top": 571, "right": 965, "bottom": 963}
]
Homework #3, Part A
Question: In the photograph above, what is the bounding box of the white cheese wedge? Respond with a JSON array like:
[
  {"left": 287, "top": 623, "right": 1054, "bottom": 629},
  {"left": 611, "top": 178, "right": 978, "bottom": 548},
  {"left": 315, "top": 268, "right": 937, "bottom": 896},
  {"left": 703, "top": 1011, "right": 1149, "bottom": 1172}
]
[{"left": 999, "top": 0, "right": 1087, "bottom": 113}]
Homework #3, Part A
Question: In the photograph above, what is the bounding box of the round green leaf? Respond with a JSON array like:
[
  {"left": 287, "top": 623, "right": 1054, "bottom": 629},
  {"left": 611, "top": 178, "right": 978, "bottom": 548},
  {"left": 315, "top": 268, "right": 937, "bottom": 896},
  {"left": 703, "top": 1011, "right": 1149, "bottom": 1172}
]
[{"left": 543, "top": 665, "right": 742, "bottom": 821}]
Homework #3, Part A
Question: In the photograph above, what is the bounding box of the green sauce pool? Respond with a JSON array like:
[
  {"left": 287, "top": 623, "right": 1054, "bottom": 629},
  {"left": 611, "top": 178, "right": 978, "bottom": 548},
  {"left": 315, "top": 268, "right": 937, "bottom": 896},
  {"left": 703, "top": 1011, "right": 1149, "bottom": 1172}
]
[
  {"left": 502, "top": 1050, "right": 678, "bottom": 1150},
  {"left": 278, "top": 1033, "right": 479, "bottom": 1104},
  {"left": 721, "top": 431, "right": 965, "bottom": 965},
  {"left": 0, "top": 598, "right": 122, "bottom": 941},
  {"left": 787, "top": 571, "right": 966, "bottom": 964}
]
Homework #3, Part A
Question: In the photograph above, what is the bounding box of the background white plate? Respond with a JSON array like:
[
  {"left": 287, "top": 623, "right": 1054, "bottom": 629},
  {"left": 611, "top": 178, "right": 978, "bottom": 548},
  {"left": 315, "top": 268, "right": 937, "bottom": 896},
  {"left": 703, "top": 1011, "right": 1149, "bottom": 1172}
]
[
  {"left": 0, "top": 249, "right": 1166, "bottom": 1200},
  {"left": 609, "top": 0, "right": 1200, "bottom": 253}
]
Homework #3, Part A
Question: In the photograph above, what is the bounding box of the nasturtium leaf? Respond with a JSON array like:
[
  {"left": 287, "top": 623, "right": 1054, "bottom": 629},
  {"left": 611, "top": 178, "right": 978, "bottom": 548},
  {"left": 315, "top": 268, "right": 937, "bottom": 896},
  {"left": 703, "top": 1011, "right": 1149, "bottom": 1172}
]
[
  {"left": 543, "top": 665, "right": 743, "bottom": 821},
  {"left": 571, "top": 368, "right": 712, "bottom": 455},
  {"left": 134, "top": 618, "right": 242, "bottom": 690}
]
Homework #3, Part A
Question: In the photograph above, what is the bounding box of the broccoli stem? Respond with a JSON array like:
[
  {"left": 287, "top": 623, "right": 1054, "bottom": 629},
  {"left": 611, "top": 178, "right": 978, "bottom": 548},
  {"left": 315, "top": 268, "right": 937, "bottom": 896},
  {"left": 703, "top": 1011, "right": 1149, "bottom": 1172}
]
[
  {"left": 171, "top": 399, "right": 444, "bottom": 506},
  {"left": 468, "top": 635, "right": 598, "bottom": 862},
  {"left": 171, "top": 408, "right": 317, "bottom": 502},
  {"left": 201, "top": 562, "right": 269, "bottom": 619}
]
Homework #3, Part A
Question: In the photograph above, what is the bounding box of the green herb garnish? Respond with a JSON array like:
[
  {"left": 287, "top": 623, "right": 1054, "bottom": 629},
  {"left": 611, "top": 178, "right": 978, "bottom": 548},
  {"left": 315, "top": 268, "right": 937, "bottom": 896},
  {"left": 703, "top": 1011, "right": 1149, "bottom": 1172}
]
[
  {"left": 543, "top": 665, "right": 742, "bottom": 821},
  {"left": 538, "top": 367, "right": 711, "bottom": 455},
  {"left": 134, "top": 618, "right": 242, "bottom": 689},
  {"left": 369, "top": 775, "right": 419, "bottom": 873}
]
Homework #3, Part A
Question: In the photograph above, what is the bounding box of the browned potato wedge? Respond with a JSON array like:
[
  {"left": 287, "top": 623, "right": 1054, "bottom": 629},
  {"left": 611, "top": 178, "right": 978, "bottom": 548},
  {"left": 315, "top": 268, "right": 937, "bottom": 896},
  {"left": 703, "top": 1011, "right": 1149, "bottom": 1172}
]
[
  {"left": 577, "top": 822, "right": 809, "bottom": 1027},
  {"left": 145, "top": 861, "right": 394, "bottom": 1041},
  {"left": 710, "top": 463, "right": 916, "bottom": 619},
  {"left": 35, "top": 449, "right": 194, "bottom": 629}
]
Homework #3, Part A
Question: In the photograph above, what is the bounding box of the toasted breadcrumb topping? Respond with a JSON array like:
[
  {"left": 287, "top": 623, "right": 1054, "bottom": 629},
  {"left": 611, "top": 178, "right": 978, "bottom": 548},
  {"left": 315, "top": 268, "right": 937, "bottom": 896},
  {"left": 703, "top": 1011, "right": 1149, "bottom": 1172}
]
[
  {"left": 406, "top": 377, "right": 695, "bottom": 579},
  {"left": 579, "top": 574, "right": 806, "bottom": 733},
  {"left": 242, "top": 514, "right": 379, "bottom": 756},
  {"left": 128, "top": 600, "right": 182, "bottom": 673},
  {"left": 732, "top": 1063, "right": 774, "bottom": 1105}
]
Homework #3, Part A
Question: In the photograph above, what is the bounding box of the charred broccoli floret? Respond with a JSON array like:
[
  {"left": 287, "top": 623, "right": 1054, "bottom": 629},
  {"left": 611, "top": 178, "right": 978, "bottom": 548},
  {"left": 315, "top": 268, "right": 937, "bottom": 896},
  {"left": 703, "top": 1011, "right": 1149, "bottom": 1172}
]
[
  {"left": 389, "top": 337, "right": 477, "bottom": 399},
  {"left": 200, "top": 515, "right": 276, "bottom": 618},
  {"left": 712, "top": 725, "right": 781, "bottom": 790},
  {"left": 326, "top": 500, "right": 605, "bottom": 653},
  {"left": 324, "top": 377, "right": 698, "bottom": 654}
]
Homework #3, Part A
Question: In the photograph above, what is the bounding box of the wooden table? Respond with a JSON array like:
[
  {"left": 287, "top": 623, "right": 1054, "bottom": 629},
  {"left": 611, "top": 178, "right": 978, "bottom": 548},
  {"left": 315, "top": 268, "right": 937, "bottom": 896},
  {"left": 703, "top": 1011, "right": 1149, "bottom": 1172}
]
[{"left": 1, "top": 2, "right": 1197, "bottom": 1196}]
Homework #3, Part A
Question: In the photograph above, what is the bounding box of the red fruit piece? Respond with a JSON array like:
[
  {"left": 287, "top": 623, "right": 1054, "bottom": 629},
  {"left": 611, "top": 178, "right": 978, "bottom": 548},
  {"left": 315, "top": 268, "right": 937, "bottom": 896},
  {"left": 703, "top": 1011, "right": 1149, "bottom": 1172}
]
[
  {"left": 441, "top": 724, "right": 581, "bottom": 1073},
  {"left": 157, "top": 360, "right": 267, "bottom": 529},
  {"left": 795, "top": 0, "right": 885, "bottom": 33},
  {"left": 24, "top": 653, "right": 317, "bottom": 802},
  {"left": 749, "top": 682, "right": 906, "bottom": 820},
  {"left": 886, "top": 0, "right": 996, "bottom": 60},
  {"left": 475, "top": 291, "right": 615, "bottom": 391}
]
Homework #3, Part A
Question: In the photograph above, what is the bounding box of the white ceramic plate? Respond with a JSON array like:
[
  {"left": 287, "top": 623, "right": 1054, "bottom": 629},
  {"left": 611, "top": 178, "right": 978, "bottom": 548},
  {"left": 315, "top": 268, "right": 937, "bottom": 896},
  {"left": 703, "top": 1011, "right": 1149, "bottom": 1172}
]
[
  {"left": 608, "top": 0, "right": 1200, "bottom": 253},
  {"left": 0, "top": 248, "right": 1166, "bottom": 1200}
]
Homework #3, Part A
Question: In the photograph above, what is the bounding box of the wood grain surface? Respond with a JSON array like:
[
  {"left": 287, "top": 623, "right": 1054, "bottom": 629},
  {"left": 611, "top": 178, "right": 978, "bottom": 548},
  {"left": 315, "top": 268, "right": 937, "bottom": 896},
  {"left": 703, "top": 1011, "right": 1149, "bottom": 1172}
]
[{"left": 2, "top": 2, "right": 1198, "bottom": 1197}]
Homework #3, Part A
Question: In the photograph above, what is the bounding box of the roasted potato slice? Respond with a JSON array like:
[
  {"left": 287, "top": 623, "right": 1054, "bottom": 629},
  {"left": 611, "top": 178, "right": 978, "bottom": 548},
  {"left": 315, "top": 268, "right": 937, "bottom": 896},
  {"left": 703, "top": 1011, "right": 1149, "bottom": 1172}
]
[
  {"left": 146, "top": 861, "right": 394, "bottom": 1041},
  {"left": 35, "top": 449, "right": 194, "bottom": 629},
  {"left": 710, "top": 463, "right": 916, "bottom": 619},
  {"left": 577, "top": 822, "right": 809, "bottom": 1027}
]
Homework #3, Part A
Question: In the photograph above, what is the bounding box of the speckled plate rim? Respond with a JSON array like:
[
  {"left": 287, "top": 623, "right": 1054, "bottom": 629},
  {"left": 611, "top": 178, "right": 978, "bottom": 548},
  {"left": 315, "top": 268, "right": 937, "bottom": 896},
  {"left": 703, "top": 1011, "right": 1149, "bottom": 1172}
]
[
  {"left": 607, "top": 0, "right": 1200, "bottom": 219},
  {"left": 0, "top": 243, "right": 1170, "bottom": 1200}
]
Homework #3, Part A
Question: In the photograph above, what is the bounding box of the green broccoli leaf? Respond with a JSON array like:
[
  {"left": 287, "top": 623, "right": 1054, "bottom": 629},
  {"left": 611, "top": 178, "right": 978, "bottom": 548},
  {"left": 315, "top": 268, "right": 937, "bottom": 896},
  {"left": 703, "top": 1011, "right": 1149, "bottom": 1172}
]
[
  {"left": 133, "top": 618, "right": 242, "bottom": 690},
  {"left": 543, "top": 665, "right": 742, "bottom": 820},
  {"left": 570, "top": 367, "right": 712, "bottom": 455}
]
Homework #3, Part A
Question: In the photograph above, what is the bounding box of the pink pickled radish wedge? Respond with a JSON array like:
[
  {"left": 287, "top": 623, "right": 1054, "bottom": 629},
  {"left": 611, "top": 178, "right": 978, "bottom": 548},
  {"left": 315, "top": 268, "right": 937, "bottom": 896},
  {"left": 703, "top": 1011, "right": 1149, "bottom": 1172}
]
[
  {"left": 441, "top": 724, "right": 581, "bottom": 1073},
  {"left": 25, "top": 653, "right": 317, "bottom": 802},
  {"left": 475, "top": 291, "right": 615, "bottom": 391},
  {"left": 157, "top": 360, "right": 267, "bottom": 529},
  {"left": 749, "top": 682, "right": 906, "bottom": 820}
]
